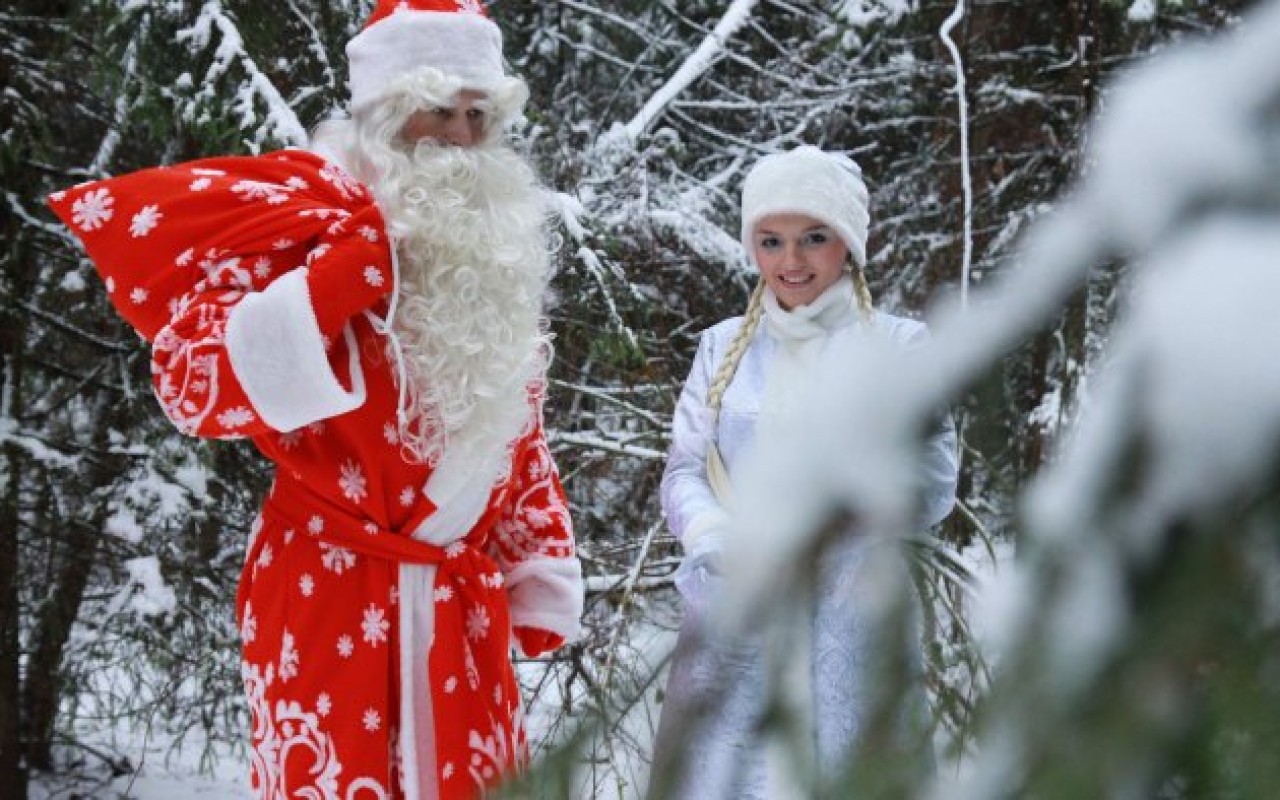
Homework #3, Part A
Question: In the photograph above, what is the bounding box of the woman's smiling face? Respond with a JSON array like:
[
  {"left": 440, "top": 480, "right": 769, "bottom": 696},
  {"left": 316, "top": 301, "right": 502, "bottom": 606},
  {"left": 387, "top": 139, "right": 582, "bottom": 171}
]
[{"left": 751, "top": 213, "right": 850, "bottom": 310}]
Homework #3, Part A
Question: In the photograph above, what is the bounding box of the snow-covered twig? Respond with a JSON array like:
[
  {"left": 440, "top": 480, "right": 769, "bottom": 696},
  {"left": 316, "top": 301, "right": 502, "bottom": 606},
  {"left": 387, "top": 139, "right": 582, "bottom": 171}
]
[
  {"left": 178, "top": 0, "right": 308, "bottom": 147},
  {"left": 615, "top": 0, "right": 761, "bottom": 141},
  {"left": 940, "top": 0, "right": 974, "bottom": 309}
]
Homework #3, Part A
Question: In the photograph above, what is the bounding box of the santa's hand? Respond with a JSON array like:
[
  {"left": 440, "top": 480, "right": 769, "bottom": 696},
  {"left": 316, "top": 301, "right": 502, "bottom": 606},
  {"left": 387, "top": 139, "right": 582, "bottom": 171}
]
[{"left": 514, "top": 626, "right": 564, "bottom": 658}]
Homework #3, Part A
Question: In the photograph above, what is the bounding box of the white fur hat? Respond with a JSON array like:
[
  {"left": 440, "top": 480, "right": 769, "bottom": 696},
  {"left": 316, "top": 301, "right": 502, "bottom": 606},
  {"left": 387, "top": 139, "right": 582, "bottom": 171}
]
[
  {"left": 347, "top": 0, "right": 508, "bottom": 111},
  {"left": 740, "top": 145, "right": 871, "bottom": 267}
]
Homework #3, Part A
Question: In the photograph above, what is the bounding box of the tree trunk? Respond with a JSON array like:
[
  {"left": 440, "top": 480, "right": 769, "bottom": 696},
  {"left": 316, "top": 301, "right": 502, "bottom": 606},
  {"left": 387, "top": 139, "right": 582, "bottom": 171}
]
[{"left": 0, "top": 380, "right": 28, "bottom": 799}]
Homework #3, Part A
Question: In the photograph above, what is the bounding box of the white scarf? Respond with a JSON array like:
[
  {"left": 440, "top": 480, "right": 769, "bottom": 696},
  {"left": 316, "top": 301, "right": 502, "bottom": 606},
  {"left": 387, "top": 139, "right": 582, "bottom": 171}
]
[{"left": 759, "top": 276, "right": 861, "bottom": 438}]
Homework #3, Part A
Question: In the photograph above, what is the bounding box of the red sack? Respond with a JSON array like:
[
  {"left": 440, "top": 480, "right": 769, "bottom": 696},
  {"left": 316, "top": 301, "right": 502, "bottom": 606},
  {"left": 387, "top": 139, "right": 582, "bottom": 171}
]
[{"left": 47, "top": 149, "right": 389, "bottom": 342}]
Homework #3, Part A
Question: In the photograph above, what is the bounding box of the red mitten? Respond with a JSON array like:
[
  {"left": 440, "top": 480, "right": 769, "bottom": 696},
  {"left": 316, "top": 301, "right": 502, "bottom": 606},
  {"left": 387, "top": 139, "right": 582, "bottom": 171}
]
[
  {"left": 514, "top": 627, "right": 565, "bottom": 658},
  {"left": 303, "top": 203, "right": 395, "bottom": 340}
]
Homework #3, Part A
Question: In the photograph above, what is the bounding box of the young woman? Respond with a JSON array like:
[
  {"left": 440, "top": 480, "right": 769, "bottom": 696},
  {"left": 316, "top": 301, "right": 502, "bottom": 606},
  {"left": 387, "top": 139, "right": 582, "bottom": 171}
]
[{"left": 650, "top": 146, "right": 959, "bottom": 797}]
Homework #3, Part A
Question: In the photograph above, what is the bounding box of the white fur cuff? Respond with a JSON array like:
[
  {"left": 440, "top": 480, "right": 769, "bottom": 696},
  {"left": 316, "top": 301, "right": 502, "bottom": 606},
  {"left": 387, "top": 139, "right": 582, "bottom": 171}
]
[
  {"left": 225, "top": 268, "right": 367, "bottom": 432},
  {"left": 506, "top": 557, "right": 584, "bottom": 641},
  {"left": 682, "top": 508, "right": 732, "bottom": 553}
]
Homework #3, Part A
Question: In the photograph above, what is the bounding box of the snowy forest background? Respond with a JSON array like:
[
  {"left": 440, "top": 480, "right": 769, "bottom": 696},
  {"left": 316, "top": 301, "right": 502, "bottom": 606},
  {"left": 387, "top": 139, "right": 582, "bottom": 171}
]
[{"left": 5, "top": 0, "right": 1280, "bottom": 798}]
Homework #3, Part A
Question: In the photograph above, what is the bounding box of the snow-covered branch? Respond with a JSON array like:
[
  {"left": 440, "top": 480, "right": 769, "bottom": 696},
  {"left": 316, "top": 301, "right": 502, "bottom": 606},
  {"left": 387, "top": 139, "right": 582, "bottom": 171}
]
[
  {"left": 177, "top": 0, "right": 308, "bottom": 147},
  {"left": 612, "top": 0, "right": 761, "bottom": 142}
]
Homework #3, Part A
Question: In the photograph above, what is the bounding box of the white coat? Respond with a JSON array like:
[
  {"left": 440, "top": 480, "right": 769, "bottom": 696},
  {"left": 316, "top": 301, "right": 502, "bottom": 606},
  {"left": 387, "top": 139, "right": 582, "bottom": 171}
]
[{"left": 652, "top": 277, "right": 959, "bottom": 798}]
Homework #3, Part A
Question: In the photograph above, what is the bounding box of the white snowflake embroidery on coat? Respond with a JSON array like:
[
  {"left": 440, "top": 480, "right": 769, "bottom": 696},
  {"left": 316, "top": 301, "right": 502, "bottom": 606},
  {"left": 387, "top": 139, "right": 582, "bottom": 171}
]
[
  {"left": 285, "top": 176, "right": 309, "bottom": 190},
  {"left": 383, "top": 422, "right": 399, "bottom": 445},
  {"left": 129, "top": 287, "right": 148, "bottom": 305},
  {"left": 320, "top": 543, "right": 357, "bottom": 575},
  {"left": 217, "top": 406, "right": 256, "bottom": 429},
  {"left": 466, "top": 605, "right": 491, "bottom": 640},
  {"left": 442, "top": 762, "right": 455, "bottom": 779},
  {"left": 443, "top": 676, "right": 458, "bottom": 694},
  {"left": 400, "top": 487, "right": 415, "bottom": 507},
  {"left": 252, "top": 256, "right": 272, "bottom": 279},
  {"left": 464, "top": 640, "right": 481, "bottom": 690},
  {"left": 299, "top": 573, "right": 315, "bottom": 597},
  {"left": 272, "top": 238, "right": 294, "bottom": 250},
  {"left": 308, "top": 515, "right": 325, "bottom": 536},
  {"left": 446, "top": 541, "right": 466, "bottom": 559},
  {"left": 434, "top": 585, "right": 454, "bottom": 603},
  {"left": 316, "top": 692, "right": 332, "bottom": 717},
  {"left": 362, "top": 603, "right": 390, "bottom": 646},
  {"left": 279, "top": 630, "right": 299, "bottom": 682},
  {"left": 189, "top": 177, "right": 212, "bottom": 191},
  {"left": 175, "top": 247, "right": 194, "bottom": 267},
  {"left": 129, "top": 205, "right": 162, "bottom": 237},
  {"left": 358, "top": 225, "right": 379, "bottom": 242},
  {"left": 467, "top": 725, "right": 512, "bottom": 785},
  {"left": 338, "top": 460, "right": 368, "bottom": 502},
  {"left": 363, "top": 708, "right": 382, "bottom": 732},
  {"left": 456, "top": 0, "right": 484, "bottom": 13},
  {"left": 363, "top": 265, "right": 384, "bottom": 287},
  {"left": 242, "top": 663, "right": 350, "bottom": 800},
  {"left": 337, "top": 634, "right": 354, "bottom": 658},
  {"left": 71, "top": 187, "right": 114, "bottom": 231}
]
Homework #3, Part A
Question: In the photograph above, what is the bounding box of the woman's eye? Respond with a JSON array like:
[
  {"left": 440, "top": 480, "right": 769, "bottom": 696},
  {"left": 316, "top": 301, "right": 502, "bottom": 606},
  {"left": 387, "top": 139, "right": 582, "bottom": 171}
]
[
  {"left": 466, "top": 109, "right": 486, "bottom": 120},
  {"left": 759, "top": 236, "right": 781, "bottom": 249},
  {"left": 805, "top": 232, "right": 829, "bottom": 245}
]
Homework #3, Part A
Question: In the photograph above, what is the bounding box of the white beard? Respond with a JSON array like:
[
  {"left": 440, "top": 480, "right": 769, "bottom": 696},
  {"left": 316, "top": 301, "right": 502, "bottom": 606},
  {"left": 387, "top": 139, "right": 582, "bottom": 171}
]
[{"left": 319, "top": 121, "right": 553, "bottom": 472}]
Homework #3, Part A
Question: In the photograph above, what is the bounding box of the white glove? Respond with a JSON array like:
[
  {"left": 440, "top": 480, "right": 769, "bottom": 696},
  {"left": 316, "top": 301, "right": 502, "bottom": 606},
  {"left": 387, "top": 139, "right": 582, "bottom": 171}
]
[{"left": 673, "top": 526, "right": 727, "bottom": 604}]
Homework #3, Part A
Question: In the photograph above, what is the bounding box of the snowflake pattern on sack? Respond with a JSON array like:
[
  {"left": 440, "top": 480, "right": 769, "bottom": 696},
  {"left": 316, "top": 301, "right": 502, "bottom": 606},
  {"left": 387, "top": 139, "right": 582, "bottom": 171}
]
[
  {"left": 71, "top": 188, "right": 114, "bottom": 231},
  {"left": 231, "top": 179, "right": 293, "bottom": 205},
  {"left": 130, "top": 205, "right": 162, "bottom": 237},
  {"left": 318, "top": 160, "right": 366, "bottom": 201}
]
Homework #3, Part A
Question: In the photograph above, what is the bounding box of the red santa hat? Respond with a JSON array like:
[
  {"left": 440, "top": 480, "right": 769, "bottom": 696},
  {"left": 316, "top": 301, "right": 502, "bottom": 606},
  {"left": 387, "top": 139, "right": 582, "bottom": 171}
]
[{"left": 347, "top": 0, "right": 508, "bottom": 111}]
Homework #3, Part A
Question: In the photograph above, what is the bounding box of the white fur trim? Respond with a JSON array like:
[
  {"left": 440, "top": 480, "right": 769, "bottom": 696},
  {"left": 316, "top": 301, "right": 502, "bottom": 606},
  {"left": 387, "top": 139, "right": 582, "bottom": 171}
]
[
  {"left": 506, "top": 556, "right": 584, "bottom": 644},
  {"left": 398, "top": 562, "right": 439, "bottom": 800},
  {"left": 413, "top": 446, "right": 502, "bottom": 545},
  {"left": 682, "top": 508, "right": 732, "bottom": 552},
  {"left": 348, "top": 11, "right": 505, "bottom": 110},
  {"left": 225, "top": 268, "right": 367, "bottom": 432},
  {"left": 740, "top": 145, "right": 871, "bottom": 267}
]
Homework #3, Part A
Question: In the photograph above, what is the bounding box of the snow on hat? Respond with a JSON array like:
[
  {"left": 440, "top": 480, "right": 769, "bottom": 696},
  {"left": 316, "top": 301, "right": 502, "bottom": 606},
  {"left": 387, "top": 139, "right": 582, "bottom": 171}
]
[
  {"left": 347, "top": 0, "right": 507, "bottom": 111},
  {"left": 740, "top": 145, "right": 871, "bottom": 268}
]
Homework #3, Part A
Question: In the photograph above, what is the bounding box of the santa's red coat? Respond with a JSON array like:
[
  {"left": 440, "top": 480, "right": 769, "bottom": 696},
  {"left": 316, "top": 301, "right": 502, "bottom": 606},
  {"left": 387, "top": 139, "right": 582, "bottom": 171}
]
[{"left": 48, "top": 151, "right": 583, "bottom": 800}]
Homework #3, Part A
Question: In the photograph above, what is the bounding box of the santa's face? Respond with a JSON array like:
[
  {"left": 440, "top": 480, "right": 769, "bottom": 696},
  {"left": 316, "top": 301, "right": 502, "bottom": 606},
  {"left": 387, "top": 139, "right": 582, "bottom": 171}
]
[{"left": 398, "top": 89, "right": 490, "bottom": 149}]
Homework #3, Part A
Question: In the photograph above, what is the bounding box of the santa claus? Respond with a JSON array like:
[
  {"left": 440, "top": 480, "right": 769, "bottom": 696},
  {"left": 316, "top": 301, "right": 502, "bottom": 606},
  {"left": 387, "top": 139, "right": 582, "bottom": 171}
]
[{"left": 46, "top": 2, "right": 583, "bottom": 798}]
